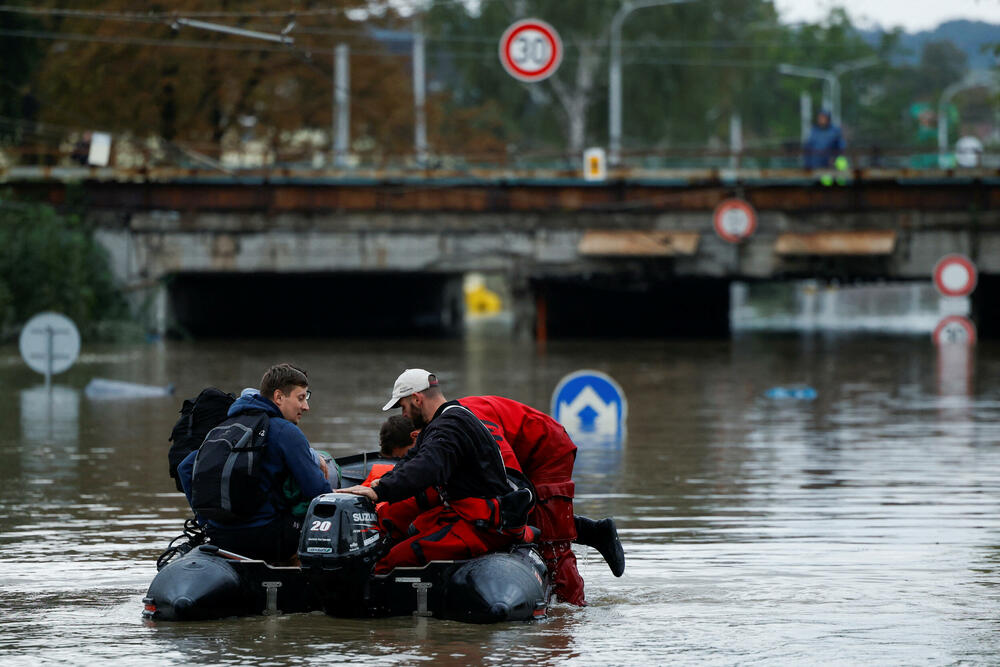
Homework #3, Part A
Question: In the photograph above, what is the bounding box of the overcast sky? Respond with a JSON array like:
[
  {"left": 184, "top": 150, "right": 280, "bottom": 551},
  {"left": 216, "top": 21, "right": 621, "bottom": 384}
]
[{"left": 774, "top": 0, "right": 1000, "bottom": 31}]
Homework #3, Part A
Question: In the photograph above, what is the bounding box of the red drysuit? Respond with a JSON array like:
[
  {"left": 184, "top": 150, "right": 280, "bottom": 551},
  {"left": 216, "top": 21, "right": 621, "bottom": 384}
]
[
  {"left": 459, "top": 396, "right": 585, "bottom": 606},
  {"left": 372, "top": 401, "right": 526, "bottom": 573}
]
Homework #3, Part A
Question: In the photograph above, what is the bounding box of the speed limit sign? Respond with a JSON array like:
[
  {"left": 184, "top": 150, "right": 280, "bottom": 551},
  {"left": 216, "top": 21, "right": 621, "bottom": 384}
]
[
  {"left": 498, "top": 19, "right": 563, "bottom": 83},
  {"left": 713, "top": 198, "right": 757, "bottom": 243}
]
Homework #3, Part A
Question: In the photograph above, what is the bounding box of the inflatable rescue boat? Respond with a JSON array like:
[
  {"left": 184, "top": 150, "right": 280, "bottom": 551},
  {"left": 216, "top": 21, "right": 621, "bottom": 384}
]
[{"left": 143, "top": 453, "right": 551, "bottom": 624}]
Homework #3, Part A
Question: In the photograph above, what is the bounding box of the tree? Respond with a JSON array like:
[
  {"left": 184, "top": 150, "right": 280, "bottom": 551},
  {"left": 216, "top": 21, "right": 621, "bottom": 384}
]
[
  {"left": 0, "top": 198, "right": 129, "bottom": 339},
  {"left": 0, "top": 3, "right": 43, "bottom": 149}
]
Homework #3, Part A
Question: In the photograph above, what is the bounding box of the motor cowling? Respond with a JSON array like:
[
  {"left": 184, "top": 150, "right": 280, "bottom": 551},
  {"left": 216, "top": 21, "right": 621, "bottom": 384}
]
[{"left": 298, "top": 493, "right": 384, "bottom": 609}]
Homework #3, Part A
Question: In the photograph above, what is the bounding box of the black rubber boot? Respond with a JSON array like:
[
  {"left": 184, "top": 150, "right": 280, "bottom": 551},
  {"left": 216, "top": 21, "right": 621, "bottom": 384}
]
[{"left": 574, "top": 516, "right": 625, "bottom": 577}]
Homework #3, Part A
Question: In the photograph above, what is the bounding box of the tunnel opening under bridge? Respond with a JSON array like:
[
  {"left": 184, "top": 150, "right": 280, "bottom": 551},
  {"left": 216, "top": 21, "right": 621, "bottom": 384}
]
[
  {"left": 166, "top": 272, "right": 464, "bottom": 339},
  {"left": 532, "top": 275, "right": 731, "bottom": 338}
]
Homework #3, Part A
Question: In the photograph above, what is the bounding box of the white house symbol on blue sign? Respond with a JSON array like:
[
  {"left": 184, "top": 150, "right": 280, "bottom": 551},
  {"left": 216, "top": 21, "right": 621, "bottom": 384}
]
[{"left": 551, "top": 370, "right": 627, "bottom": 447}]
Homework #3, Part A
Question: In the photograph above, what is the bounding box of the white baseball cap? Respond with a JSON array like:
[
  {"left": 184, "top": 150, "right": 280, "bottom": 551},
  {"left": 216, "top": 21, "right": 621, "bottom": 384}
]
[{"left": 382, "top": 368, "right": 438, "bottom": 411}]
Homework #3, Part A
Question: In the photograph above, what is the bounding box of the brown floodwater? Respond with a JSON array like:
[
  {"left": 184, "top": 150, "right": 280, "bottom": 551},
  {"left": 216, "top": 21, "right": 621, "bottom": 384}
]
[{"left": 1, "top": 333, "right": 999, "bottom": 665}]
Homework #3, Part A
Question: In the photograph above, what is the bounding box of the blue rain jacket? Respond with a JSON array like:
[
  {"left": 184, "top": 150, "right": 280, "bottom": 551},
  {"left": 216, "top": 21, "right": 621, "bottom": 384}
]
[{"left": 177, "top": 393, "right": 331, "bottom": 529}]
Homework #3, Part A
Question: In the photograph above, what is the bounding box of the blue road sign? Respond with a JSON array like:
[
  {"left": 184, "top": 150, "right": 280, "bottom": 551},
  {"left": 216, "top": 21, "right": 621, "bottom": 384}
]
[{"left": 551, "top": 370, "right": 627, "bottom": 447}]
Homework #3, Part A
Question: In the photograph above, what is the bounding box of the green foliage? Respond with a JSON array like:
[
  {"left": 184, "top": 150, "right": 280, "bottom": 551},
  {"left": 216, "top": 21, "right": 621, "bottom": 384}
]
[
  {"left": 0, "top": 0, "right": 985, "bottom": 165},
  {"left": 0, "top": 2, "right": 43, "bottom": 144},
  {"left": 0, "top": 198, "right": 131, "bottom": 341},
  {"left": 424, "top": 0, "right": 978, "bottom": 163}
]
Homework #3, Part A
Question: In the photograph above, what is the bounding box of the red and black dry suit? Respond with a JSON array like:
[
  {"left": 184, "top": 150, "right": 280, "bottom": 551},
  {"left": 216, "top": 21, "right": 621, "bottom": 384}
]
[
  {"left": 458, "top": 395, "right": 585, "bottom": 606},
  {"left": 372, "top": 400, "right": 524, "bottom": 573}
]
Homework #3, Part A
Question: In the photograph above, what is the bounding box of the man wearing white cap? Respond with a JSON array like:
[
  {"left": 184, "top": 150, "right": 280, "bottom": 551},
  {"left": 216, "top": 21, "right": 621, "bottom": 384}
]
[{"left": 339, "top": 369, "right": 525, "bottom": 572}]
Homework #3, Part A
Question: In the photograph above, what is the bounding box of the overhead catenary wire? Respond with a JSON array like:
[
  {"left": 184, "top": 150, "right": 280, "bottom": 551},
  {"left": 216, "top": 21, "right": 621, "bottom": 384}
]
[
  {"left": 0, "top": 0, "right": 483, "bottom": 21},
  {"left": 0, "top": 3, "right": 873, "bottom": 50}
]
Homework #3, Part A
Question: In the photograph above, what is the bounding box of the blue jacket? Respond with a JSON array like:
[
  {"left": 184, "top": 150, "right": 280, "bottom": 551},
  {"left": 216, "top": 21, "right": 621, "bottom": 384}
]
[
  {"left": 178, "top": 393, "right": 331, "bottom": 529},
  {"left": 803, "top": 112, "right": 845, "bottom": 168}
]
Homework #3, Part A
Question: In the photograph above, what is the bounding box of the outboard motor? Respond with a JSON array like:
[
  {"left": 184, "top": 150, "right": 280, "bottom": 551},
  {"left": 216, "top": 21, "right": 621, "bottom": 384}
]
[{"left": 298, "top": 493, "right": 384, "bottom": 612}]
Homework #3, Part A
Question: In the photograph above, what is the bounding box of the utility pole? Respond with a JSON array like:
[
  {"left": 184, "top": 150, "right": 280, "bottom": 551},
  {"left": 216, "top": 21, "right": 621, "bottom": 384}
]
[
  {"left": 608, "top": 0, "right": 697, "bottom": 166},
  {"left": 334, "top": 44, "right": 350, "bottom": 167},
  {"left": 799, "top": 91, "right": 812, "bottom": 143},
  {"left": 413, "top": 16, "right": 428, "bottom": 167},
  {"left": 173, "top": 17, "right": 355, "bottom": 170}
]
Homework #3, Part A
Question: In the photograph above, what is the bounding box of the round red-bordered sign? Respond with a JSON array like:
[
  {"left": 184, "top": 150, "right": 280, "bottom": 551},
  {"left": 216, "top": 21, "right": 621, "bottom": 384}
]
[
  {"left": 933, "top": 315, "right": 977, "bottom": 345},
  {"left": 498, "top": 19, "right": 563, "bottom": 83},
  {"left": 713, "top": 198, "right": 757, "bottom": 243},
  {"left": 933, "top": 253, "right": 978, "bottom": 297}
]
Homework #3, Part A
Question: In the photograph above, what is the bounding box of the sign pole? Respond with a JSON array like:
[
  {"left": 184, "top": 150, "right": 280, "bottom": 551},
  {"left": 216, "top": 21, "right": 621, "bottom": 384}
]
[{"left": 45, "top": 325, "right": 53, "bottom": 390}]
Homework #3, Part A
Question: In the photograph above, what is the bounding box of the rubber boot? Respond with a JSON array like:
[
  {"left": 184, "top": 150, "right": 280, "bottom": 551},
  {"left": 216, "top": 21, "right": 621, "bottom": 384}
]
[{"left": 574, "top": 516, "right": 625, "bottom": 577}]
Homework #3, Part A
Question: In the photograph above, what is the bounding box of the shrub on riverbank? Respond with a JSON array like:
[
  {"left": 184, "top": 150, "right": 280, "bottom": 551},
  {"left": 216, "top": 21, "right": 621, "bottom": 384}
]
[{"left": 0, "top": 199, "right": 136, "bottom": 342}]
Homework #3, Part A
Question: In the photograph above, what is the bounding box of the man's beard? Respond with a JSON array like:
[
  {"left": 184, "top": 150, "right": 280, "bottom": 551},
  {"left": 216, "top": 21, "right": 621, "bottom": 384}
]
[{"left": 409, "top": 409, "right": 427, "bottom": 429}]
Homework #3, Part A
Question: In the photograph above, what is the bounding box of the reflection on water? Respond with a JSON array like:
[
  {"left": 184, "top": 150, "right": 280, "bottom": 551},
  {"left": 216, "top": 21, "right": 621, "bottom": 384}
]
[
  {"left": 19, "top": 385, "right": 80, "bottom": 481},
  {"left": 2, "top": 334, "right": 1000, "bottom": 664}
]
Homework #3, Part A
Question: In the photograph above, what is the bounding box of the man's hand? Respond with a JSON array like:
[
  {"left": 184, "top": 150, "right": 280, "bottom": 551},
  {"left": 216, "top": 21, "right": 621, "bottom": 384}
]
[{"left": 338, "top": 485, "right": 378, "bottom": 502}]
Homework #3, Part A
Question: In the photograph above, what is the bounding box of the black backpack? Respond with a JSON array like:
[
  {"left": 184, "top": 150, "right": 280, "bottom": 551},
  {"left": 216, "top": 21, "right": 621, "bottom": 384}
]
[
  {"left": 168, "top": 388, "right": 236, "bottom": 492},
  {"left": 190, "top": 412, "right": 271, "bottom": 523}
]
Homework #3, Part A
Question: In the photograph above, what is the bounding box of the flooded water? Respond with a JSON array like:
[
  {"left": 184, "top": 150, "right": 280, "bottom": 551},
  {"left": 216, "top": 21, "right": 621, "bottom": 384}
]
[{"left": 2, "top": 334, "right": 999, "bottom": 665}]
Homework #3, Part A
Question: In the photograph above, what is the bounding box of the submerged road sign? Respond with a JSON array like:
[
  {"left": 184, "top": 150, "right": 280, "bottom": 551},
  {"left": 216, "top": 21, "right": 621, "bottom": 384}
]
[
  {"left": 18, "top": 311, "right": 81, "bottom": 385},
  {"left": 498, "top": 18, "right": 563, "bottom": 83},
  {"left": 933, "top": 254, "right": 977, "bottom": 297},
  {"left": 551, "top": 370, "right": 627, "bottom": 447}
]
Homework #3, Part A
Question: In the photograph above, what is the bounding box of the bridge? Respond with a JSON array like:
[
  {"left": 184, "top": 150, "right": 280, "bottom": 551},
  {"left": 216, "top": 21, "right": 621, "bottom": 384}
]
[{"left": 6, "top": 167, "right": 999, "bottom": 338}]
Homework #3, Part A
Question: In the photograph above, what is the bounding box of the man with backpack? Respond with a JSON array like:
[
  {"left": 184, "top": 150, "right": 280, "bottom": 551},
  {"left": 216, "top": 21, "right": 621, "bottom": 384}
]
[{"left": 176, "top": 363, "right": 331, "bottom": 563}]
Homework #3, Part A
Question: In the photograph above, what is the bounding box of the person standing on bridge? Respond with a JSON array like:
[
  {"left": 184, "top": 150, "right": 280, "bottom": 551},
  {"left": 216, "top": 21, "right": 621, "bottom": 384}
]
[{"left": 803, "top": 110, "right": 845, "bottom": 169}]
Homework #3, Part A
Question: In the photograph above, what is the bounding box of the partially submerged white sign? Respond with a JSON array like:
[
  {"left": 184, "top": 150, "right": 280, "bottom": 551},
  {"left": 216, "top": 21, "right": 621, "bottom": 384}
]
[{"left": 19, "top": 312, "right": 81, "bottom": 378}]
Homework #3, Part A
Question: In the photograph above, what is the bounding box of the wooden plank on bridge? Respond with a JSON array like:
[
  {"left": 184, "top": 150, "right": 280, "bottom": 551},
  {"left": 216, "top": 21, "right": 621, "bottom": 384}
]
[
  {"left": 775, "top": 230, "right": 897, "bottom": 255},
  {"left": 578, "top": 230, "right": 700, "bottom": 256}
]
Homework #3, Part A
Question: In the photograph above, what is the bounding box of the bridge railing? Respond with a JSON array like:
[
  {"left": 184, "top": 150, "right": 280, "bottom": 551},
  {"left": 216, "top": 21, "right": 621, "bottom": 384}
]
[{"left": 0, "top": 139, "right": 995, "bottom": 180}]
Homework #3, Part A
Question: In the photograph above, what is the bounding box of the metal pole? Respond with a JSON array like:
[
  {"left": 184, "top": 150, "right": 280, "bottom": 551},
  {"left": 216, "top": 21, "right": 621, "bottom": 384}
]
[
  {"left": 334, "top": 44, "right": 350, "bottom": 167},
  {"left": 827, "top": 74, "right": 839, "bottom": 127},
  {"left": 413, "top": 18, "right": 428, "bottom": 167},
  {"left": 608, "top": 4, "right": 627, "bottom": 166},
  {"left": 800, "top": 91, "right": 812, "bottom": 142},
  {"left": 609, "top": 0, "right": 696, "bottom": 166},
  {"left": 45, "top": 325, "right": 53, "bottom": 390},
  {"left": 729, "top": 112, "right": 741, "bottom": 169}
]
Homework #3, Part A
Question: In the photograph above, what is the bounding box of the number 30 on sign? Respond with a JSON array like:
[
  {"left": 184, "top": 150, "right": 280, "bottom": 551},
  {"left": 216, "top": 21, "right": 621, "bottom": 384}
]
[{"left": 499, "top": 19, "right": 563, "bottom": 83}]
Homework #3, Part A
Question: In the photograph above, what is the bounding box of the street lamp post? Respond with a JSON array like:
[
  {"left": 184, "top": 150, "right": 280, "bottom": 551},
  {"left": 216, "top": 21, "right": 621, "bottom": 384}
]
[
  {"left": 174, "top": 18, "right": 353, "bottom": 168},
  {"left": 938, "top": 70, "right": 999, "bottom": 167},
  {"left": 608, "top": 0, "right": 696, "bottom": 166},
  {"left": 778, "top": 56, "right": 878, "bottom": 128}
]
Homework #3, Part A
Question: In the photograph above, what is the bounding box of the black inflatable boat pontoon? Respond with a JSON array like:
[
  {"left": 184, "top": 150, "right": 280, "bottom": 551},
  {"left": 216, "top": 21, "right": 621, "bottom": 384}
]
[{"left": 143, "top": 453, "right": 551, "bottom": 624}]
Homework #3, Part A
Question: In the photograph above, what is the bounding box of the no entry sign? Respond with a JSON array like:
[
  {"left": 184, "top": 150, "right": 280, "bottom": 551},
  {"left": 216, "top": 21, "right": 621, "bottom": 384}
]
[
  {"left": 933, "top": 315, "right": 976, "bottom": 345},
  {"left": 933, "top": 254, "right": 977, "bottom": 297},
  {"left": 498, "top": 19, "right": 563, "bottom": 83},
  {"left": 713, "top": 198, "right": 757, "bottom": 243}
]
